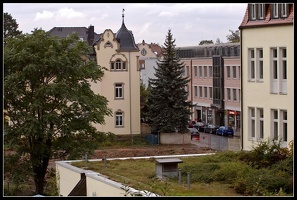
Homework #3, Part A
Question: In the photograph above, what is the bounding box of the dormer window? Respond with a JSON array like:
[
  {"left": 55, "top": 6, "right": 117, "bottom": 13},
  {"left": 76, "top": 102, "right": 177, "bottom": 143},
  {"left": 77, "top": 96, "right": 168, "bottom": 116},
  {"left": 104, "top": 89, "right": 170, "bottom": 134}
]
[
  {"left": 258, "top": 4, "right": 265, "bottom": 19},
  {"left": 280, "top": 3, "right": 288, "bottom": 18},
  {"left": 104, "top": 41, "right": 113, "bottom": 48}
]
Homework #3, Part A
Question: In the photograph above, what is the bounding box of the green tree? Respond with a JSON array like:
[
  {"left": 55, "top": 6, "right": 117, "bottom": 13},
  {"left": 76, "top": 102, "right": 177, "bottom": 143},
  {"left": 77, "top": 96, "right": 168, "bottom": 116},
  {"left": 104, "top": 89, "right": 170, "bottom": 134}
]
[
  {"left": 3, "top": 12, "right": 23, "bottom": 40},
  {"left": 226, "top": 29, "right": 240, "bottom": 43},
  {"left": 140, "top": 81, "right": 151, "bottom": 122},
  {"left": 199, "top": 39, "right": 214, "bottom": 45},
  {"left": 4, "top": 29, "right": 112, "bottom": 195},
  {"left": 146, "top": 29, "right": 193, "bottom": 133}
]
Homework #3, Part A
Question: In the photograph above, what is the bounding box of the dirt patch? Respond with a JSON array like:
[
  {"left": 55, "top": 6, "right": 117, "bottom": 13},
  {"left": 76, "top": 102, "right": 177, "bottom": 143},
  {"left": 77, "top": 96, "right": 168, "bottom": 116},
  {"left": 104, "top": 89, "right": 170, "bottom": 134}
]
[{"left": 89, "top": 144, "right": 214, "bottom": 159}]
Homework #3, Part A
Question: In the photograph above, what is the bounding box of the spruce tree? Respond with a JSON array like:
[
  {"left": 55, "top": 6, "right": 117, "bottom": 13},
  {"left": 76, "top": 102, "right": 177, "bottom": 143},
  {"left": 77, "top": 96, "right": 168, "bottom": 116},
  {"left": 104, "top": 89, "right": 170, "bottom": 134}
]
[{"left": 146, "top": 29, "right": 193, "bottom": 133}]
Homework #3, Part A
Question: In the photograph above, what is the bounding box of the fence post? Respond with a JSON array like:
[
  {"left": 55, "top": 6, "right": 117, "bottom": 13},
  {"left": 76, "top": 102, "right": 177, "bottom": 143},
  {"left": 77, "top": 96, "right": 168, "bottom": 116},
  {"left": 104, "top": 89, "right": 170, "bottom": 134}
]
[
  {"left": 178, "top": 169, "right": 182, "bottom": 185},
  {"left": 187, "top": 172, "right": 190, "bottom": 189}
]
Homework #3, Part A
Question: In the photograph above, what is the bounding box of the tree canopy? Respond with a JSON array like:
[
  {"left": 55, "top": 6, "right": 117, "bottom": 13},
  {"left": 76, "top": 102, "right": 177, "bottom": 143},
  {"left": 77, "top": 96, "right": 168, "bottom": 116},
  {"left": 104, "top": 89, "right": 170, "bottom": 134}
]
[
  {"left": 4, "top": 29, "right": 112, "bottom": 195},
  {"left": 3, "top": 12, "right": 23, "bottom": 40},
  {"left": 146, "top": 29, "right": 193, "bottom": 133},
  {"left": 226, "top": 29, "right": 240, "bottom": 43},
  {"left": 199, "top": 39, "right": 214, "bottom": 45}
]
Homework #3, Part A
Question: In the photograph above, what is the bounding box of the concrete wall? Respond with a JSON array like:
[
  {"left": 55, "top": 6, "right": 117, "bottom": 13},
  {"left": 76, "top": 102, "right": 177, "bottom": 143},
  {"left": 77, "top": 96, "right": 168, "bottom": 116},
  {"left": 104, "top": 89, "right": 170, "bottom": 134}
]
[
  {"left": 160, "top": 132, "right": 191, "bottom": 144},
  {"left": 56, "top": 160, "right": 159, "bottom": 197}
]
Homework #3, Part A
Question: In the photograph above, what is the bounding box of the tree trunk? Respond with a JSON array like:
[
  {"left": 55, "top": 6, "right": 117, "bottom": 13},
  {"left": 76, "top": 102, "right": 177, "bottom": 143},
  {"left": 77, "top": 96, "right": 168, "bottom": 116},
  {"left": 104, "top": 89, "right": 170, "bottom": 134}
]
[{"left": 33, "top": 156, "right": 49, "bottom": 195}]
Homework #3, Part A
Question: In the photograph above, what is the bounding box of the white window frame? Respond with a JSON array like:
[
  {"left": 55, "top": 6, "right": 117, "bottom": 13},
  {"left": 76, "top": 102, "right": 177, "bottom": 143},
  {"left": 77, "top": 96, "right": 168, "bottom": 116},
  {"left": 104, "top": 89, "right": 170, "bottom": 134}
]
[
  {"left": 199, "top": 66, "right": 202, "bottom": 78},
  {"left": 280, "top": 110, "right": 287, "bottom": 142},
  {"left": 272, "top": 3, "right": 279, "bottom": 18},
  {"left": 226, "top": 66, "right": 230, "bottom": 79},
  {"left": 249, "top": 107, "right": 256, "bottom": 139},
  {"left": 199, "top": 86, "right": 202, "bottom": 98},
  {"left": 271, "top": 109, "right": 278, "bottom": 140},
  {"left": 209, "top": 87, "right": 213, "bottom": 99},
  {"left": 115, "top": 83, "right": 124, "bottom": 99},
  {"left": 115, "top": 111, "right": 124, "bottom": 127},
  {"left": 258, "top": 4, "right": 265, "bottom": 19},
  {"left": 280, "top": 48, "right": 287, "bottom": 94},
  {"left": 251, "top": 3, "right": 257, "bottom": 20},
  {"left": 257, "top": 48, "right": 264, "bottom": 81},
  {"left": 280, "top": 3, "right": 288, "bottom": 17},
  {"left": 257, "top": 108, "right": 264, "bottom": 140},
  {"left": 248, "top": 48, "right": 255, "bottom": 81},
  {"left": 186, "top": 66, "right": 189, "bottom": 77}
]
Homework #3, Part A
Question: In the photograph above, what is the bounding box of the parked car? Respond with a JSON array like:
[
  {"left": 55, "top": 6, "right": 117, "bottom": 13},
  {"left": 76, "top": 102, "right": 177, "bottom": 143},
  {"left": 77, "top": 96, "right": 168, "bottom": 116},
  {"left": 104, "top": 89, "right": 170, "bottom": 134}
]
[
  {"left": 216, "top": 126, "right": 234, "bottom": 137},
  {"left": 193, "top": 122, "right": 204, "bottom": 131},
  {"left": 201, "top": 124, "right": 219, "bottom": 134},
  {"left": 187, "top": 127, "right": 199, "bottom": 139}
]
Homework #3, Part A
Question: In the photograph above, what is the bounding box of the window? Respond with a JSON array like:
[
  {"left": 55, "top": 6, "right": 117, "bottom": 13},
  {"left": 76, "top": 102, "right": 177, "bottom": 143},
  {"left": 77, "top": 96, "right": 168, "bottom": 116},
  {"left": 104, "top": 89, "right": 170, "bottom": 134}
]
[
  {"left": 186, "top": 85, "right": 189, "bottom": 97},
  {"left": 182, "top": 67, "right": 185, "bottom": 76},
  {"left": 238, "top": 89, "right": 241, "bottom": 102},
  {"left": 186, "top": 66, "right": 189, "bottom": 77},
  {"left": 111, "top": 59, "right": 126, "bottom": 71},
  {"left": 271, "top": 47, "right": 287, "bottom": 94},
  {"left": 280, "top": 110, "right": 287, "bottom": 142},
  {"left": 204, "top": 66, "right": 207, "bottom": 78},
  {"left": 258, "top": 4, "right": 265, "bottom": 19},
  {"left": 272, "top": 3, "right": 279, "bottom": 18},
  {"left": 238, "top": 66, "right": 241, "bottom": 79},
  {"left": 199, "top": 66, "right": 202, "bottom": 78},
  {"left": 257, "top": 48, "right": 264, "bottom": 81},
  {"left": 233, "top": 89, "right": 237, "bottom": 101},
  {"left": 209, "top": 87, "right": 213, "bottom": 99},
  {"left": 115, "top": 111, "right": 123, "bottom": 127},
  {"left": 251, "top": 3, "right": 256, "bottom": 20},
  {"left": 194, "top": 66, "right": 197, "bottom": 77},
  {"left": 227, "top": 88, "right": 231, "bottom": 101},
  {"left": 194, "top": 86, "right": 198, "bottom": 97},
  {"left": 209, "top": 66, "right": 212, "bottom": 78},
  {"left": 115, "top": 83, "right": 124, "bottom": 99},
  {"left": 204, "top": 87, "right": 207, "bottom": 98},
  {"left": 280, "top": 3, "right": 288, "bottom": 17},
  {"left": 272, "top": 109, "right": 278, "bottom": 140},
  {"left": 280, "top": 48, "right": 287, "bottom": 94},
  {"left": 257, "top": 108, "right": 264, "bottom": 140},
  {"left": 226, "top": 66, "right": 230, "bottom": 78},
  {"left": 232, "top": 66, "right": 236, "bottom": 79},
  {"left": 248, "top": 49, "right": 255, "bottom": 81},
  {"left": 249, "top": 107, "right": 256, "bottom": 138},
  {"left": 199, "top": 86, "right": 202, "bottom": 98}
]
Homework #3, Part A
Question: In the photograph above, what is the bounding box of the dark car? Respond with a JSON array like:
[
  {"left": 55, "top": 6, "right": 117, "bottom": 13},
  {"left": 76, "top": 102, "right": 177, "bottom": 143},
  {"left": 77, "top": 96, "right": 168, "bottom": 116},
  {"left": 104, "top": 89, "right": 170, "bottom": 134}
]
[
  {"left": 202, "top": 124, "right": 219, "bottom": 134},
  {"left": 187, "top": 127, "right": 200, "bottom": 139},
  {"left": 216, "top": 126, "right": 234, "bottom": 137}
]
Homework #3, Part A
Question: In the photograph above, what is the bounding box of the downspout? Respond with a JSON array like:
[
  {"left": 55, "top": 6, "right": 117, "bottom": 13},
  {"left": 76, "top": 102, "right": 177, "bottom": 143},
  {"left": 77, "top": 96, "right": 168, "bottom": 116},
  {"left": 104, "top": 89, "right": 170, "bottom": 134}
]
[
  {"left": 239, "top": 29, "right": 243, "bottom": 151},
  {"left": 129, "top": 52, "right": 133, "bottom": 144}
]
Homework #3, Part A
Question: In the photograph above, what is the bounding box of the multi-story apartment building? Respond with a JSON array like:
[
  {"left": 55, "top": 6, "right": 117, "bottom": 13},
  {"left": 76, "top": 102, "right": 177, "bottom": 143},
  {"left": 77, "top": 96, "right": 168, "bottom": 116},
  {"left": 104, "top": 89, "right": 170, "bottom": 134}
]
[
  {"left": 49, "top": 12, "right": 144, "bottom": 136},
  {"left": 239, "top": 3, "right": 294, "bottom": 150},
  {"left": 176, "top": 43, "right": 241, "bottom": 132}
]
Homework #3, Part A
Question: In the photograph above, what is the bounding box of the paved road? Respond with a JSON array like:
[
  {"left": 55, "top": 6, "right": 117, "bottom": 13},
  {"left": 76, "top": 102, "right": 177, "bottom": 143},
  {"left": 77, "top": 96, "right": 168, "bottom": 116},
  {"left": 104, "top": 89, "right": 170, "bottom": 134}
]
[{"left": 191, "top": 132, "right": 241, "bottom": 152}]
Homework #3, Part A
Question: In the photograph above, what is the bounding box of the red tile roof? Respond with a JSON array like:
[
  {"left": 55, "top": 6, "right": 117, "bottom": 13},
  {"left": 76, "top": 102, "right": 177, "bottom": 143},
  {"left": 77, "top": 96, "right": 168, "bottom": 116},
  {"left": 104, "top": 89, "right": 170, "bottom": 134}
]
[{"left": 239, "top": 3, "right": 294, "bottom": 29}]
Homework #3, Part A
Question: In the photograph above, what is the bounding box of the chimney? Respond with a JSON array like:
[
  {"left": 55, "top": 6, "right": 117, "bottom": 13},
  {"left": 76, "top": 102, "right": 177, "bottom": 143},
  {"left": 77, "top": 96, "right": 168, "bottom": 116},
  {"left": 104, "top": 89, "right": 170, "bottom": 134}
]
[{"left": 87, "top": 25, "right": 94, "bottom": 46}]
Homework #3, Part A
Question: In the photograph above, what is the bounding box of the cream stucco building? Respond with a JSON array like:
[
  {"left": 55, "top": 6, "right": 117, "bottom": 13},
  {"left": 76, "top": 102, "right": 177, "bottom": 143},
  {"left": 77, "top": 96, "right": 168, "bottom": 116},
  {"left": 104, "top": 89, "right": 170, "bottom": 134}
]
[{"left": 239, "top": 3, "right": 294, "bottom": 150}]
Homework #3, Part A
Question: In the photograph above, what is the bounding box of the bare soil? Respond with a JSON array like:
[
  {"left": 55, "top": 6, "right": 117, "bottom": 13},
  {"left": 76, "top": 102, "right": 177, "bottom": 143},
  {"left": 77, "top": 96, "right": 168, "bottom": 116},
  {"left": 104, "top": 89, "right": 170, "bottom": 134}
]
[{"left": 88, "top": 144, "right": 214, "bottom": 159}]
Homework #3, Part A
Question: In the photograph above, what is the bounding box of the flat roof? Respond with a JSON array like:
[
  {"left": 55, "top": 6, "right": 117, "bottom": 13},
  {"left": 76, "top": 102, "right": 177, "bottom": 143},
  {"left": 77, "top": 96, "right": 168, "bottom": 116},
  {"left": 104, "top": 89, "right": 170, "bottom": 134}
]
[{"left": 155, "top": 158, "right": 183, "bottom": 164}]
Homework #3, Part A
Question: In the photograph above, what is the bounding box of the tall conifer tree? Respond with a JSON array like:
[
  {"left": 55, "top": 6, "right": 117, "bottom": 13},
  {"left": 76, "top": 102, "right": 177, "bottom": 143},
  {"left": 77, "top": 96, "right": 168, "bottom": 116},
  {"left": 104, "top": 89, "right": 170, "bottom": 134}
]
[{"left": 146, "top": 29, "right": 193, "bottom": 133}]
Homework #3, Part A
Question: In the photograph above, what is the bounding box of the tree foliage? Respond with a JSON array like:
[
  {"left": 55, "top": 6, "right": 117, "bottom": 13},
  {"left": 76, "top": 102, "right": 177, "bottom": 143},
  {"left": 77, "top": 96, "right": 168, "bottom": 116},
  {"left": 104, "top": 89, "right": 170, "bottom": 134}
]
[
  {"left": 226, "top": 29, "right": 240, "bottom": 43},
  {"left": 199, "top": 40, "right": 214, "bottom": 45},
  {"left": 146, "top": 29, "right": 193, "bottom": 133},
  {"left": 4, "top": 29, "right": 113, "bottom": 195},
  {"left": 3, "top": 12, "right": 23, "bottom": 40}
]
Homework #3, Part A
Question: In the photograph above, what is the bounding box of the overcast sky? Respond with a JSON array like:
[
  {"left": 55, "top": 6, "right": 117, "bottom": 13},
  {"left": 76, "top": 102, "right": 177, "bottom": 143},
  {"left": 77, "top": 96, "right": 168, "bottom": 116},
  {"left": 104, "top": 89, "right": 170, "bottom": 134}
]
[{"left": 4, "top": 3, "right": 248, "bottom": 47}]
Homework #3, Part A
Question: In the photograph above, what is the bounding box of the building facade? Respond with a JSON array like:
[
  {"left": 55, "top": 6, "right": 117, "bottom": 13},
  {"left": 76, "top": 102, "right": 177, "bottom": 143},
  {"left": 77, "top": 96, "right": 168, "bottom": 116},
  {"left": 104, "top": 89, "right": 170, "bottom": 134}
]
[
  {"left": 239, "top": 3, "right": 294, "bottom": 150},
  {"left": 176, "top": 43, "right": 241, "bottom": 132},
  {"left": 49, "top": 12, "right": 143, "bottom": 136}
]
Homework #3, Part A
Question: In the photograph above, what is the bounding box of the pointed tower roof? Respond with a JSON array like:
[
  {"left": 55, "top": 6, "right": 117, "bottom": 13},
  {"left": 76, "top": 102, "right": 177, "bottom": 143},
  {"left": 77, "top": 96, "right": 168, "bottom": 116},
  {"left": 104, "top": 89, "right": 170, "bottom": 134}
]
[{"left": 115, "top": 9, "right": 139, "bottom": 51}]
